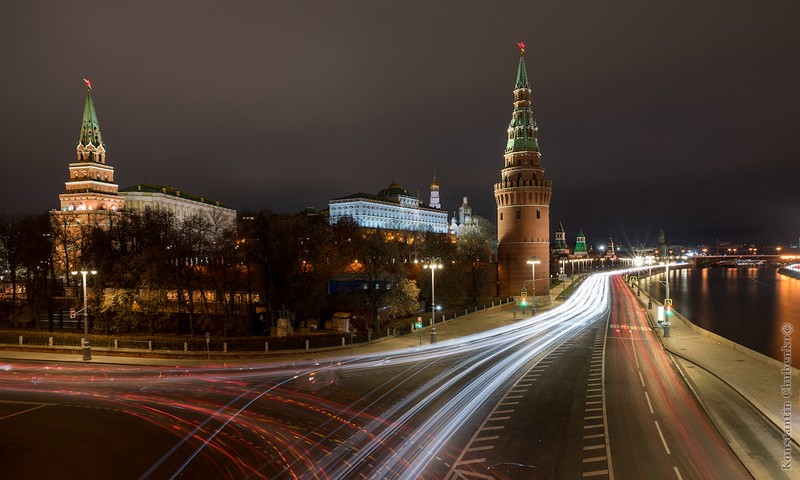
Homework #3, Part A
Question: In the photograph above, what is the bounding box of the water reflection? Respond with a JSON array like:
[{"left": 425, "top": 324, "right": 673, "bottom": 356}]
[{"left": 644, "top": 266, "right": 800, "bottom": 369}]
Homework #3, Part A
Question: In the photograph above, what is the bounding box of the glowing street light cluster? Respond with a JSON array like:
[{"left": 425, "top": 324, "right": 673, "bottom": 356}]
[
  {"left": 70, "top": 268, "right": 97, "bottom": 361},
  {"left": 421, "top": 257, "right": 443, "bottom": 344}
]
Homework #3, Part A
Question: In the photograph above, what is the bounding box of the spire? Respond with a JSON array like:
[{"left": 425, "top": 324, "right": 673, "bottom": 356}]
[
  {"left": 515, "top": 42, "right": 530, "bottom": 90},
  {"left": 506, "top": 42, "right": 538, "bottom": 153},
  {"left": 78, "top": 79, "right": 104, "bottom": 149},
  {"left": 429, "top": 173, "right": 441, "bottom": 209}
]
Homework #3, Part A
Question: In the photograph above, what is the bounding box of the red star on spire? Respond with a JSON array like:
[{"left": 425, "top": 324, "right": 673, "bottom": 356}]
[{"left": 517, "top": 41, "right": 526, "bottom": 55}]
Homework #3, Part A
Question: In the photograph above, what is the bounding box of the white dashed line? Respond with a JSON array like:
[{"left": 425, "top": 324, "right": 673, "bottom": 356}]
[{"left": 654, "top": 420, "right": 671, "bottom": 454}]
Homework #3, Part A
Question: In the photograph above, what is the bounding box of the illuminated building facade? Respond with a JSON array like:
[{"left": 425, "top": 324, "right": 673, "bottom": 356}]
[
  {"left": 54, "top": 81, "right": 124, "bottom": 228},
  {"left": 53, "top": 82, "right": 235, "bottom": 229},
  {"left": 328, "top": 180, "right": 448, "bottom": 233},
  {"left": 494, "top": 43, "right": 552, "bottom": 296},
  {"left": 120, "top": 184, "right": 236, "bottom": 226}
]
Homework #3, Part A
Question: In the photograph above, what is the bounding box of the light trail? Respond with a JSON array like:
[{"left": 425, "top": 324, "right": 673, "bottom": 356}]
[{"left": 0, "top": 273, "right": 613, "bottom": 479}]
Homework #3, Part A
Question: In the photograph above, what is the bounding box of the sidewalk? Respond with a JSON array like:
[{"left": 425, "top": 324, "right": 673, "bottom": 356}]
[{"left": 632, "top": 286, "right": 800, "bottom": 447}]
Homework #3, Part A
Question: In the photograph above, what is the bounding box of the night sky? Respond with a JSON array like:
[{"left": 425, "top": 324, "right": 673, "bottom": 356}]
[{"left": 2, "top": 1, "right": 798, "bottom": 248}]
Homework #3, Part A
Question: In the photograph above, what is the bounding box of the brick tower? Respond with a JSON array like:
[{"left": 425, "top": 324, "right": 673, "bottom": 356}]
[
  {"left": 494, "top": 43, "right": 552, "bottom": 297},
  {"left": 55, "top": 79, "right": 124, "bottom": 225}
]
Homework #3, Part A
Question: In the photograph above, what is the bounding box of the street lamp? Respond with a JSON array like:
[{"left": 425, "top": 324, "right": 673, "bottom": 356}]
[
  {"left": 527, "top": 256, "right": 541, "bottom": 315},
  {"left": 422, "top": 257, "right": 443, "bottom": 344},
  {"left": 71, "top": 269, "right": 97, "bottom": 361}
]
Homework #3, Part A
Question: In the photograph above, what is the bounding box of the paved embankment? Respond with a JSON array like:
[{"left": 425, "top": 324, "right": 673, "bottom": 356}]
[{"left": 633, "top": 286, "right": 800, "bottom": 451}]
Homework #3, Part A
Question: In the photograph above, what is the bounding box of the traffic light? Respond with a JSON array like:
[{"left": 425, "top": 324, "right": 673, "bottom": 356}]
[
  {"left": 665, "top": 298, "right": 673, "bottom": 316},
  {"left": 666, "top": 305, "right": 673, "bottom": 316},
  {"left": 520, "top": 291, "right": 528, "bottom": 306}
]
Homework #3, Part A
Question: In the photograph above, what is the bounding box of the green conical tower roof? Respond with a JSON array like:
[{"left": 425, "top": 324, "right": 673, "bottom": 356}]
[
  {"left": 515, "top": 51, "right": 530, "bottom": 90},
  {"left": 78, "top": 80, "right": 104, "bottom": 149},
  {"left": 506, "top": 43, "right": 539, "bottom": 153},
  {"left": 575, "top": 229, "right": 587, "bottom": 254}
]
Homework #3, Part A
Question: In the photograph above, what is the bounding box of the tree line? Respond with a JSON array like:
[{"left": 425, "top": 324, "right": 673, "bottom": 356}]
[{"left": 0, "top": 209, "right": 497, "bottom": 337}]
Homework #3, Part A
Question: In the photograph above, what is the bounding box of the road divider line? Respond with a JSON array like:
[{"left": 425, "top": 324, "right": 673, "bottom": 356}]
[
  {"left": 467, "top": 445, "right": 494, "bottom": 452},
  {"left": 654, "top": 420, "right": 671, "bottom": 454},
  {"left": 582, "top": 469, "right": 610, "bottom": 477},
  {"left": 0, "top": 399, "right": 58, "bottom": 406},
  {"left": 583, "top": 444, "right": 605, "bottom": 450},
  {"left": 0, "top": 404, "right": 50, "bottom": 421},
  {"left": 583, "top": 456, "right": 607, "bottom": 463},
  {"left": 644, "top": 391, "right": 654, "bottom": 414}
]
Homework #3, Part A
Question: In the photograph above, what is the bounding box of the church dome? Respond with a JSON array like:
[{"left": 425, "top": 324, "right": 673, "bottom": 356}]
[{"left": 378, "top": 180, "right": 409, "bottom": 199}]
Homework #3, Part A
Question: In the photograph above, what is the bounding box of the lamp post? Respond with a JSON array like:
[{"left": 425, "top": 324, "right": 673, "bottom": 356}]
[
  {"left": 527, "top": 256, "right": 541, "bottom": 315},
  {"left": 422, "top": 257, "right": 443, "bottom": 344},
  {"left": 71, "top": 269, "right": 97, "bottom": 361}
]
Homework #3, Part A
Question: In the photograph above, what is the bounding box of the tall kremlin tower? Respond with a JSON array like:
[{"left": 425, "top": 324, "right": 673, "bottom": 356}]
[
  {"left": 494, "top": 43, "right": 552, "bottom": 297},
  {"left": 54, "top": 79, "right": 124, "bottom": 227}
]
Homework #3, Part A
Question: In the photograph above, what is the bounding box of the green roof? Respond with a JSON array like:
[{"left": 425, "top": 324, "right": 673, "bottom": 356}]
[
  {"left": 377, "top": 180, "right": 410, "bottom": 199},
  {"left": 119, "top": 183, "right": 227, "bottom": 207},
  {"left": 515, "top": 54, "right": 530, "bottom": 90},
  {"left": 506, "top": 50, "right": 539, "bottom": 153},
  {"left": 78, "top": 88, "right": 104, "bottom": 148}
]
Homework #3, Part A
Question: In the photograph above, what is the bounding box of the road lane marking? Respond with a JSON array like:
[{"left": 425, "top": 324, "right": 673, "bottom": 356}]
[
  {"left": 654, "top": 420, "right": 671, "bottom": 454},
  {"left": 644, "top": 391, "right": 654, "bottom": 414},
  {"left": 0, "top": 400, "right": 58, "bottom": 406},
  {"left": 467, "top": 445, "right": 494, "bottom": 452},
  {"left": 583, "top": 456, "right": 607, "bottom": 463},
  {"left": 585, "top": 415, "right": 603, "bottom": 420},
  {"left": 0, "top": 403, "right": 51, "bottom": 421},
  {"left": 583, "top": 424, "right": 604, "bottom": 429},
  {"left": 673, "top": 466, "right": 683, "bottom": 479},
  {"left": 583, "top": 444, "right": 605, "bottom": 450},
  {"left": 475, "top": 436, "right": 499, "bottom": 442},
  {"left": 454, "top": 469, "right": 494, "bottom": 479},
  {"left": 638, "top": 371, "right": 645, "bottom": 387},
  {"left": 582, "top": 469, "right": 609, "bottom": 477},
  {"left": 583, "top": 433, "right": 605, "bottom": 439}
]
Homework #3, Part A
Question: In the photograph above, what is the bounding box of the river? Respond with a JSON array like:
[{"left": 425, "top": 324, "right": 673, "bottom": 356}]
[{"left": 642, "top": 266, "right": 800, "bottom": 369}]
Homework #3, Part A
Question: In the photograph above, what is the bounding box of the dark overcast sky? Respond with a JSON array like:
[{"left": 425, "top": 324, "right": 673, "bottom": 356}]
[{"left": 1, "top": 1, "right": 798, "bottom": 248}]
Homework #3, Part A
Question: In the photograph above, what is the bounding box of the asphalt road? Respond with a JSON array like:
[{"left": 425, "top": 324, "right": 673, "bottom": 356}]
[
  {"left": 0, "top": 273, "right": 781, "bottom": 479},
  {"left": 605, "top": 275, "right": 751, "bottom": 480}
]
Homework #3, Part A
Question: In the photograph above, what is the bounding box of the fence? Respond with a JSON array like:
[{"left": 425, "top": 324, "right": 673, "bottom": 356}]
[{"left": 0, "top": 298, "right": 515, "bottom": 357}]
